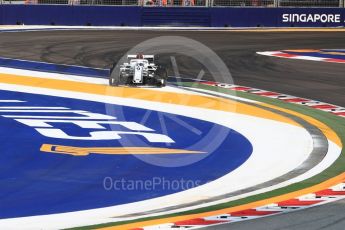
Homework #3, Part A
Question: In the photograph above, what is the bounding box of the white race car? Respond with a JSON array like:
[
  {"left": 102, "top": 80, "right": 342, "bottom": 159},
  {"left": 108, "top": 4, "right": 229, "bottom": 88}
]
[{"left": 109, "top": 54, "right": 167, "bottom": 87}]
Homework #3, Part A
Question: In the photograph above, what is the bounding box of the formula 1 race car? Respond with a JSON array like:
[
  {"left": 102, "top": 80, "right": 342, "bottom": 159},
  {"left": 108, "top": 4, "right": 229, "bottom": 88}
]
[{"left": 109, "top": 54, "right": 167, "bottom": 87}]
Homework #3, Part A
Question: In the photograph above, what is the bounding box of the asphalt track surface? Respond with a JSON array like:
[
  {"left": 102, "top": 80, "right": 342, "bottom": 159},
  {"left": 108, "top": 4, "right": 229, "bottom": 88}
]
[{"left": 0, "top": 30, "right": 345, "bottom": 229}]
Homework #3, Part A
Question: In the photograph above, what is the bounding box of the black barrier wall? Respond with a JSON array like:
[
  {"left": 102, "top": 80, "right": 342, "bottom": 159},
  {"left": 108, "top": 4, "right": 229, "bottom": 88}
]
[{"left": 0, "top": 5, "right": 344, "bottom": 27}]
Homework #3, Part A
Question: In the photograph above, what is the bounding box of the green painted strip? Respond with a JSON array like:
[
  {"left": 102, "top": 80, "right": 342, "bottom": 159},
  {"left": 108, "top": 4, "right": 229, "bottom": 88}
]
[{"left": 69, "top": 82, "right": 345, "bottom": 229}]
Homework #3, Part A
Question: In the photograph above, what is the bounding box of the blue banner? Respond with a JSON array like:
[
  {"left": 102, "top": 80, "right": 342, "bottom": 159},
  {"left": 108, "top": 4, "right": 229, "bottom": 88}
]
[{"left": 0, "top": 5, "right": 344, "bottom": 27}]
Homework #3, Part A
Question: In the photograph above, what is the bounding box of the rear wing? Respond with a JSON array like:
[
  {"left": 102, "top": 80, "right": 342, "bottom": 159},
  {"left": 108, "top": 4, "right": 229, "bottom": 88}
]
[{"left": 127, "top": 55, "right": 154, "bottom": 63}]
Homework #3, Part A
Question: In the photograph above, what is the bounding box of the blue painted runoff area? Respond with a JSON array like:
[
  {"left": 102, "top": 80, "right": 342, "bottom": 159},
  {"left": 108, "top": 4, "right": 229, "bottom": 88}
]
[{"left": 0, "top": 89, "right": 253, "bottom": 218}]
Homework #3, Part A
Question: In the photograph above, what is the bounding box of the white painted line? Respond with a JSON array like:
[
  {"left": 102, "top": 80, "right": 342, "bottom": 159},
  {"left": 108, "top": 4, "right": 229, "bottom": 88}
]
[{"left": 0, "top": 67, "right": 108, "bottom": 85}]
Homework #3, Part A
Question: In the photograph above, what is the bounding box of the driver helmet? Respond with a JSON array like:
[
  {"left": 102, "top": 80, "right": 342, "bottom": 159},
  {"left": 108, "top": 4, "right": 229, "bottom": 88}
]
[{"left": 136, "top": 53, "right": 144, "bottom": 59}]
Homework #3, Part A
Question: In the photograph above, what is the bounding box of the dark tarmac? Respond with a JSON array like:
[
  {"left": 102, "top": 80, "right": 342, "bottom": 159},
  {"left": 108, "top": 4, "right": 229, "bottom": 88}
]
[{"left": 0, "top": 30, "right": 344, "bottom": 105}]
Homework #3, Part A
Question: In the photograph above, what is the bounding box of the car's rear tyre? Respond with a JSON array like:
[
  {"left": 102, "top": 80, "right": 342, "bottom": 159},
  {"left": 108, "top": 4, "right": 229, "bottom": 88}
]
[
  {"left": 155, "top": 66, "right": 168, "bottom": 87},
  {"left": 109, "top": 76, "right": 116, "bottom": 86},
  {"left": 109, "top": 68, "right": 119, "bottom": 86},
  {"left": 109, "top": 69, "right": 126, "bottom": 86},
  {"left": 156, "top": 78, "right": 166, "bottom": 87}
]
